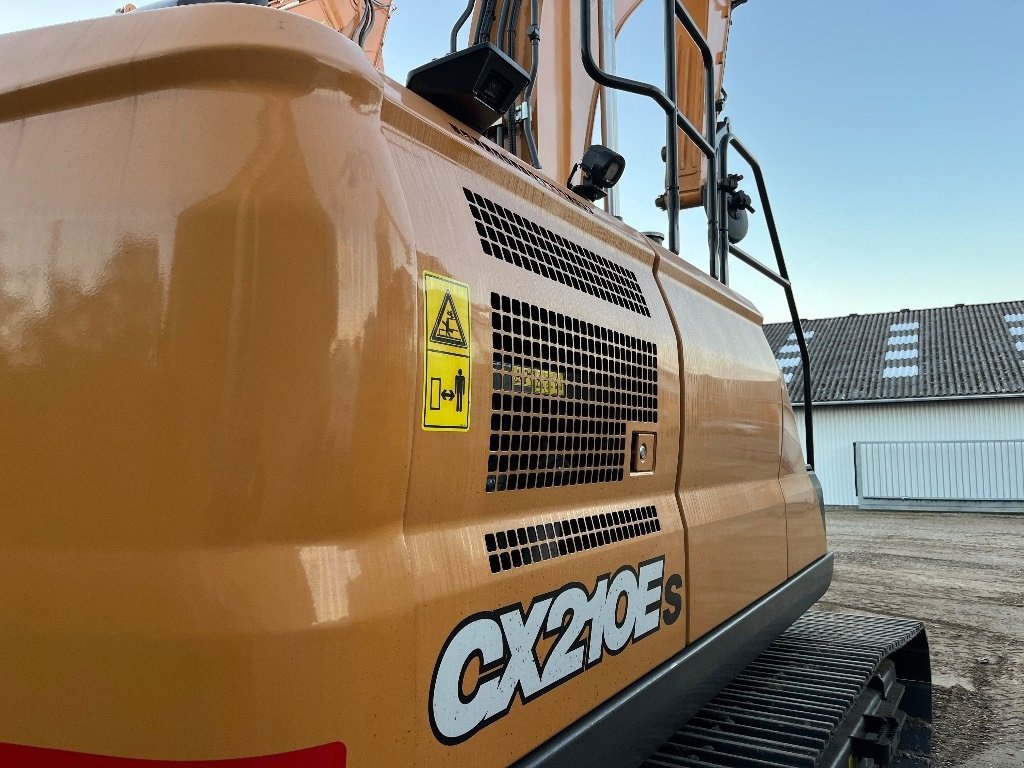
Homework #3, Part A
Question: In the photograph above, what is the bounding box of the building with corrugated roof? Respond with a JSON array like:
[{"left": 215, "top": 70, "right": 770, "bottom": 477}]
[{"left": 764, "top": 300, "right": 1024, "bottom": 511}]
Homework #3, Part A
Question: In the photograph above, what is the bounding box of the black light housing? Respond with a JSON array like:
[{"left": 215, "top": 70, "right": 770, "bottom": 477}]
[
  {"left": 570, "top": 144, "right": 626, "bottom": 202},
  {"left": 407, "top": 43, "right": 530, "bottom": 134}
]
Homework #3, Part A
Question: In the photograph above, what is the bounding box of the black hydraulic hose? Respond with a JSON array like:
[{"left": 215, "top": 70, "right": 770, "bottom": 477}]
[
  {"left": 496, "top": 0, "right": 514, "bottom": 151},
  {"left": 357, "top": 1, "right": 375, "bottom": 47},
  {"left": 503, "top": 0, "right": 523, "bottom": 155},
  {"left": 474, "top": 0, "right": 498, "bottom": 43},
  {"left": 524, "top": 0, "right": 540, "bottom": 103},
  {"left": 497, "top": 0, "right": 513, "bottom": 50},
  {"left": 505, "top": 0, "right": 522, "bottom": 53},
  {"left": 522, "top": 0, "right": 542, "bottom": 168},
  {"left": 450, "top": 0, "right": 476, "bottom": 53}
]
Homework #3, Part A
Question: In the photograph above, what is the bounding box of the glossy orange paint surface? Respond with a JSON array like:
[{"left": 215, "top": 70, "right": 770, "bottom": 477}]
[{"left": 0, "top": 4, "right": 824, "bottom": 765}]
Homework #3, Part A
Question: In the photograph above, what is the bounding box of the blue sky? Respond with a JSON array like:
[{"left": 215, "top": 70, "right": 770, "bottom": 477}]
[{"left": 3, "top": 1, "right": 1022, "bottom": 321}]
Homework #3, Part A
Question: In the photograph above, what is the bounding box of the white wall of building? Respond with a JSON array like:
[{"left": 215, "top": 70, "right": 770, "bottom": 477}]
[{"left": 793, "top": 398, "right": 1024, "bottom": 506}]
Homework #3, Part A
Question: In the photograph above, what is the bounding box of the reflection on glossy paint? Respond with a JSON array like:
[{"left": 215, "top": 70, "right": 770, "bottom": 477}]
[
  {"left": 0, "top": 232, "right": 162, "bottom": 368},
  {"left": 298, "top": 544, "right": 362, "bottom": 625}
]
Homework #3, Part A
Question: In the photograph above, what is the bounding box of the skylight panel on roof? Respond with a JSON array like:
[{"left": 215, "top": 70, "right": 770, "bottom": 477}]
[
  {"left": 885, "top": 349, "right": 919, "bottom": 361},
  {"left": 882, "top": 320, "right": 921, "bottom": 380},
  {"left": 883, "top": 365, "right": 919, "bottom": 378},
  {"left": 1005, "top": 313, "right": 1024, "bottom": 356},
  {"left": 776, "top": 330, "right": 816, "bottom": 384},
  {"left": 888, "top": 334, "right": 919, "bottom": 345}
]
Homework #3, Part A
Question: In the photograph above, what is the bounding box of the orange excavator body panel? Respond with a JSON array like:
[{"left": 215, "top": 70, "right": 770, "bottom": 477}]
[{"left": 0, "top": 4, "right": 824, "bottom": 765}]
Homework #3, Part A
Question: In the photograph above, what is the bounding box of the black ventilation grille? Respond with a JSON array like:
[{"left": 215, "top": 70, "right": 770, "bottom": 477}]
[
  {"left": 486, "top": 506, "right": 661, "bottom": 573},
  {"left": 449, "top": 124, "right": 594, "bottom": 214},
  {"left": 465, "top": 188, "right": 651, "bottom": 317},
  {"left": 486, "top": 292, "right": 658, "bottom": 493}
]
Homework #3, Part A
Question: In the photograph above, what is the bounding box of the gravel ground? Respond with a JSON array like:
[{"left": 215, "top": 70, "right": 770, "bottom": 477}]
[{"left": 817, "top": 509, "right": 1024, "bottom": 768}]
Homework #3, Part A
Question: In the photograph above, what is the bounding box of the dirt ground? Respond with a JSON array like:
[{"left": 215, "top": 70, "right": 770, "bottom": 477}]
[{"left": 817, "top": 509, "right": 1024, "bottom": 768}]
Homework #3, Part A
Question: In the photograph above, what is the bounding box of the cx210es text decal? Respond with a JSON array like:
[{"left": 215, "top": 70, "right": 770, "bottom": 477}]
[{"left": 429, "top": 556, "right": 683, "bottom": 744}]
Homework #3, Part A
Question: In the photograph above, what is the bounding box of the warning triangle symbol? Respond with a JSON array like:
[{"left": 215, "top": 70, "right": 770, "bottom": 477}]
[{"left": 430, "top": 290, "right": 469, "bottom": 349}]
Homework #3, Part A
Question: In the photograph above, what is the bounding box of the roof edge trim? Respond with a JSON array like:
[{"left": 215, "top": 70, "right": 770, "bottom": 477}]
[{"left": 792, "top": 392, "right": 1024, "bottom": 408}]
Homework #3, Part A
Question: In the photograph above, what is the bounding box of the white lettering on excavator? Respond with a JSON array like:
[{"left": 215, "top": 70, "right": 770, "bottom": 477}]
[{"left": 429, "top": 557, "right": 683, "bottom": 744}]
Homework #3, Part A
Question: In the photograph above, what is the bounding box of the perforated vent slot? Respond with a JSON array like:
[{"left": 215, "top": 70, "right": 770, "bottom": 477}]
[
  {"left": 465, "top": 188, "right": 651, "bottom": 317},
  {"left": 485, "top": 506, "right": 661, "bottom": 573},
  {"left": 449, "top": 124, "right": 594, "bottom": 215},
  {"left": 486, "top": 293, "right": 658, "bottom": 493}
]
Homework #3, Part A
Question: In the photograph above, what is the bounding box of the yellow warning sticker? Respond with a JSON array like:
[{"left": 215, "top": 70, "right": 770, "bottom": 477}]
[{"left": 422, "top": 272, "right": 472, "bottom": 431}]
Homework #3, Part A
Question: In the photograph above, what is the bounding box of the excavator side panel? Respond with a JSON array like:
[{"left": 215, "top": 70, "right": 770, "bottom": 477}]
[
  {"left": 781, "top": 395, "right": 828, "bottom": 575},
  {"left": 0, "top": 5, "right": 827, "bottom": 766},
  {"left": 656, "top": 257, "right": 790, "bottom": 641},
  {"left": 380, "top": 86, "right": 688, "bottom": 764},
  {"left": 0, "top": 7, "right": 419, "bottom": 765}
]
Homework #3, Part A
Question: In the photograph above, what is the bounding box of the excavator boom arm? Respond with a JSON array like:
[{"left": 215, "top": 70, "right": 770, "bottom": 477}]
[
  {"left": 266, "top": 0, "right": 393, "bottom": 69},
  {"left": 120, "top": 0, "right": 394, "bottom": 69}
]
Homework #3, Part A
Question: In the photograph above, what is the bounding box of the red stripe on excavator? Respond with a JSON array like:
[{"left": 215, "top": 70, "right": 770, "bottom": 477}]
[{"left": 0, "top": 743, "right": 346, "bottom": 766}]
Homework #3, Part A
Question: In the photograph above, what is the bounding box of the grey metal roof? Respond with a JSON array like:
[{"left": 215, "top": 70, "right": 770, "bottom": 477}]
[{"left": 763, "top": 300, "right": 1024, "bottom": 404}]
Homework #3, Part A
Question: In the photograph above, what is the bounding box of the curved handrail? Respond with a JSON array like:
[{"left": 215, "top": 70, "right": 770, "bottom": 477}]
[
  {"left": 579, "top": 0, "right": 717, "bottom": 256},
  {"left": 719, "top": 131, "right": 815, "bottom": 469}
]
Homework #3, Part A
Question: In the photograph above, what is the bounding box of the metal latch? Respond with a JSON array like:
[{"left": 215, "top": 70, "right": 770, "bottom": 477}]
[{"left": 631, "top": 433, "right": 656, "bottom": 473}]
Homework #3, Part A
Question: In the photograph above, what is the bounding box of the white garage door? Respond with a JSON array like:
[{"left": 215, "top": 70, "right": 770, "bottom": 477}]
[{"left": 854, "top": 440, "right": 1024, "bottom": 511}]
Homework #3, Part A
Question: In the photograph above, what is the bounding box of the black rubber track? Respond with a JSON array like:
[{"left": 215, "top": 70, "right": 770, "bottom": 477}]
[{"left": 643, "top": 611, "right": 928, "bottom": 768}]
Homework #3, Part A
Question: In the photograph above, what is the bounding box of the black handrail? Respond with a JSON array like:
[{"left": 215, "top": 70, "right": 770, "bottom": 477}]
[
  {"left": 718, "top": 132, "right": 815, "bottom": 469},
  {"left": 450, "top": 0, "right": 476, "bottom": 53},
  {"left": 578, "top": 1, "right": 814, "bottom": 469},
  {"left": 579, "top": 0, "right": 718, "bottom": 257}
]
